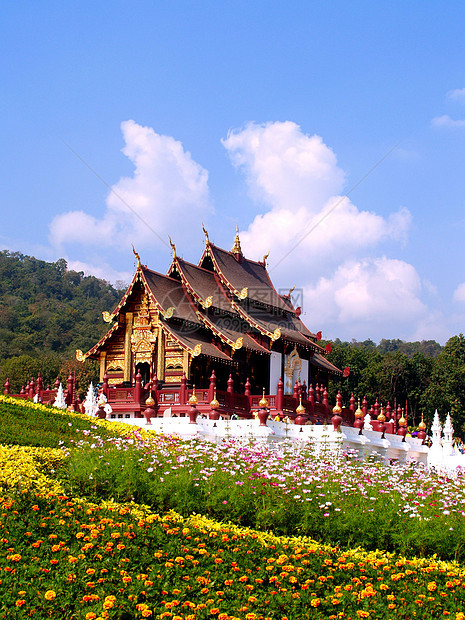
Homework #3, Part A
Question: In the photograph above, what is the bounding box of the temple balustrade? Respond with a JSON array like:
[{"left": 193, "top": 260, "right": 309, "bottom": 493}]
[{"left": 2, "top": 370, "right": 419, "bottom": 442}]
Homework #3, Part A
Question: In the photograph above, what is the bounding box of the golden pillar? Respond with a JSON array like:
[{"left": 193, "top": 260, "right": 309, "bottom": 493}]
[
  {"left": 157, "top": 326, "right": 165, "bottom": 381},
  {"left": 99, "top": 351, "right": 107, "bottom": 382},
  {"left": 124, "top": 312, "right": 133, "bottom": 382},
  {"left": 183, "top": 350, "right": 190, "bottom": 379}
]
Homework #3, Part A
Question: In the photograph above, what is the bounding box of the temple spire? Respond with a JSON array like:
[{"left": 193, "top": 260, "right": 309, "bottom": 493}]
[
  {"left": 202, "top": 223, "right": 210, "bottom": 245},
  {"left": 132, "top": 245, "right": 141, "bottom": 269},
  {"left": 231, "top": 224, "right": 242, "bottom": 256},
  {"left": 169, "top": 236, "right": 176, "bottom": 260}
]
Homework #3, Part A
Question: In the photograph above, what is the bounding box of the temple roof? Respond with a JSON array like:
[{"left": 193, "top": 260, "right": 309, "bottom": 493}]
[
  {"left": 310, "top": 352, "right": 341, "bottom": 376},
  {"left": 201, "top": 244, "right": 292, "bottom": 313},
  {"left": 142, "top": 268, "right": 200, "bottom": 325},
  {"left": 168, "top": 258, "right": 233, "bottom": 313},
  {"left": 161, "top": 320, "right": 232, "bottom": 362}
]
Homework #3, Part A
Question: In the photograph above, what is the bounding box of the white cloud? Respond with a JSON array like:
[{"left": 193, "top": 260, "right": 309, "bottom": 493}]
[
  {"left": 49, "top": 120, "right": 211, "bottom": 251},
  {"left": 66, "top": 259, "right": 132, "bottom": 287},
  {"left": 223, "top": 121, "right": 410, "bottom": 276},
  {"left": 302, "top": 257, "right": 429, "bottom": 340},
  {"left": 447, "top": 87, "right": 465, "bottom": 103},
  {"left": 221, "top": 121, "right": 438, "bottom": 342},
  {"left": 431, "top": 115, "right": 465, "bottom": 129},
  {"left": 223, "top": 121, "right": 345, "bottom": 211},
  {"left": 453, "top": 282, "right": 465, "bottom": 304}
]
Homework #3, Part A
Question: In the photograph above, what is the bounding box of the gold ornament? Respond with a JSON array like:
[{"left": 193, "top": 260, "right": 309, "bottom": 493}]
[
  {"left": 75, "top": 349, "right": 86, "bottom": 362},
  {"left": 231, "top": 224, "right": 242, "bottom": 254},
  {"left": 145, "top": 395, "right": 155, "bottom": 407},
  {"left": 102, "top": 311, "right": 113, "bottom": 323},
  {"left": 192, "top": 344, "right": 202, "bottom": 357},
  {"left": 188, "top": 387, "right": 198, "bottom": 406},
  {"left": 132, "top": 245, "right": 141, "bottom": 269},
  {"left": 418, "top": 416, "right": 427, "bottom": 431},
  {"left": 355, "top": 399, "right": 363, "bottom": 418},
  {"left": 332, "top": 403, "right": 342, "bottom": 414},
  {"left": 259, "top": 388, "right": 269, "bottom": 409},
  {"left": 210, "top": 389, "right": 219, "bottom": 410},
  {"left": 296, "top": 396, "right": 306, "bottom": 415}
]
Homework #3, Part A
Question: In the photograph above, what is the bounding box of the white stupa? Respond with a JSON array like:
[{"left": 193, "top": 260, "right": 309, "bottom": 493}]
[{"left": 53, "top": 383, "right": 66, "bottom": 409}]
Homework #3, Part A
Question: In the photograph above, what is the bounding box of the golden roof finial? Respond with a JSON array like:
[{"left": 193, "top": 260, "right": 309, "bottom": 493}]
[
  {"left": 202, "top": 223, "right": 210, "bottom": 245},
  {"left": 231, "top": 224, "right": 242, "bottom": 255},
  {"left": 132, "top": 245, "right": 141, "bottom": 269},
  {"left": 263, "top": 250, "right": 270, "bottom": 264},
  {"left": 288, "top": 284, "right": 296, "bottom": 298},
  {"left": 169, "top": 236, "right": 176, "bottom": 260}
]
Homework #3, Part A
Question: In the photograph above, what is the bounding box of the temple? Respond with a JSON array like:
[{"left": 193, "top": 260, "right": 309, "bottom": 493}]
[{"left": 75, "top": 228, "right": 342, "bottom": 417}]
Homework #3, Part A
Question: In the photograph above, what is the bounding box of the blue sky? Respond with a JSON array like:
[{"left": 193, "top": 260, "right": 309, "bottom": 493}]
[{"left": 2, "top": 1, "right": 465, "bottom": 344}]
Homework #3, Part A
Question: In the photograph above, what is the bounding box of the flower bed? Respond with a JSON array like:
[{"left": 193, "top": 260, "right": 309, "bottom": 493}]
[
  {"left": 1, "top": 491, "right": 465, "bottom": 620},
  {"left": 1, "top": 397, "right": 465, "bottom": 619}
]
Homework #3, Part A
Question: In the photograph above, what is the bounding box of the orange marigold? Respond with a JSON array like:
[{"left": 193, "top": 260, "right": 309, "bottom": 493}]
[{"left": 44, "top": 590, "right": 56, "bottom": 601}]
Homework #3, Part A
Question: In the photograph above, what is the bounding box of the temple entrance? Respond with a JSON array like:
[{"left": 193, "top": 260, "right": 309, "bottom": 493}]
[{"left": 135, "top": 362, "right": 150, "bottom": 386}]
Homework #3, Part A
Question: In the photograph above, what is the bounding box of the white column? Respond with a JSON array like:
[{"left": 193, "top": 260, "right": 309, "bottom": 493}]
[
  {"left": 269, "top": 351, "right": 282, "bottom": 393},
  {"left": 301, "top": 359, "right": 309, "bottom": 385}
]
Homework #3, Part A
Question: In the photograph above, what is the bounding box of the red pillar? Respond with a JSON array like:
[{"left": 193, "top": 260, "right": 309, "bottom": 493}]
[
  {"left": 134, "top": 369, "right": 142, "bottom": 405},
  {"left": 227, "top": 374, "right": 234, "bottom": 408},
  {"left": 28, "top": 378, "right": 35, "bottom": 400},
  {"left": 276, "top": 377, "right": 284, "bottom": 414},
  {"left": 208, "top": 370, "right": 216, "bottom": 403},
  {"left": 322, "top": 386, "right": 329, "bottom": 420},
  {"left": 179, "top": 372, "right": 187, "bottom": 406},
  {"left": 3, "top": 378, "right": 10, "bottom": 395}
]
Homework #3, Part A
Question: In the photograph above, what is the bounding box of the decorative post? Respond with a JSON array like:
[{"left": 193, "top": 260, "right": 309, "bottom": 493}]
[
  {"left": 144, "top": 395, "right": 155, "bottom": 425},
  {"left": 331, "top": 401, "right": 342, "bottom": 431},
  {"left": 244, "top": 377, "right": 251, "bottom": 412},
  {"left": 354, "top": 399, "right": 364, "bottom": 432},
  {"left": 349, "top": 393, "right": 355, "bottom": 415},
  {"left": 301, "top": 380, "right": 307, "bottom": 401},
  {"left": 179, "top": 372, "right": 187, "bottom": 406},
  {"left": 322, "top": 386, "right": 329, "bottom": 421},
  {"left": 208, "top": 370, "right": 216, "bottom": 403},
  {"left": 54, "top": 376, "right": 60, "bottom": 391},
  {"left": 36, "top": 372, "right": 43, "bottom": 395},
  {"left": 28, "top": 378, "right": 35, "bottom": 400},
  {"left": 227, "top": 374, "right": 234, "bottom": 408},
  {"left": 20, "top": 386, "right": 25, "bottom": 396},
  {"left": 3, "top": 378, "right": 10, "bottom": 396},
  {"left": 315, "top": 383, "right": 320, "bottom": 403},
  {"left": 362, "top": 396, "right": 367, "bottom": 417},
  {"left": 374, "top": 398, "right": 379, "bottom": 420},
  {"left": 258, "top": 388, "right": 269, "bottom": 426},
  {"left": 276, "top": 377, "right": 284, "bottom": 415},
  {"left": 336, "top": 390, "right": 342, "bottom": 410},
  {"left": 294, "top": 396, "right": 307, "bottom": 426},
  {"left": 377, "top": 406, "right": 386, "bottom": 438},
  {"left": 293, "top": 381, "right": 299, "bottom": 403},
  {"left": 209, "top": 389, "right": 220, "bottom": 421},
  {"left": 134, "top": 369, "right": 142, "bottom": 406},
  {"left": 188, "top": 388, "right": 198, "bottom": 424},
  {"left": 386, "top": 401, "right": 392, "bottom": 421},
  {"left": 308, "top": 384, "right": 314, "bottom": 415},
  {"left": 397, "top": 409, "right": 407, "bottom": 441},
  {"left": 418, "top": 415, "right": 427, "bottom": 444},
  {"left": 297, "top": 380, "right": 302, "bottom": 399}
]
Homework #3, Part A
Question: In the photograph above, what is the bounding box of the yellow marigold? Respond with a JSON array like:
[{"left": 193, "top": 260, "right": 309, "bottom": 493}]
[
  {"left": 85, "top": 614, "right": 97, "bottom": 620},
  {"left": 310, "top": 598, "right": 320, "bottom": 607},
  {"left": 357, "top": 612, "right": 370, "bottom": 618},
  {"left": 44, "top": 590, "right": 56, "bottom": 601},
  {"left": 456, "top": 614, "right": 465, "bottom": 620},
  {"left": 245, "top": 614, "right": 257, "bottom": 620},
  {"left": 15, "top": 600, "right": 25, "bottom": 607},
  {"left": 428, "top": 582, "right": 437, "bottom": 592},
  {"left": 141, "top": 611, "right": 152, "bottom": 618}
]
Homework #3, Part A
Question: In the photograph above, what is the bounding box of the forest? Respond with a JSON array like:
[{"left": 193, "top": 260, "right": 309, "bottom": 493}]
[{"left": 1, "top": 249, "right": 465, "bottom": 435}]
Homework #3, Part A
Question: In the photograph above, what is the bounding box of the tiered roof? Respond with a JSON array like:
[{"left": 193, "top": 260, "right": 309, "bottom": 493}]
[{"left": 80, "top": 231, "right": 342, "bottom": 376}]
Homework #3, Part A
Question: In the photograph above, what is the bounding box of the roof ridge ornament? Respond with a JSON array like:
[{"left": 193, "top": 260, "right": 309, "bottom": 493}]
[
  {"left": 132, "top": 244, "right": 141, "bottom": 269},
  {"left": 202, "top": 223, "right": 210, "bottom": 245},
  {"left": 231, "top": 224, "right": 243, "bottom": 255},
  {"left": 169, "top": 236, "right": 176, "bottom": 260},
  {"left": 263, "top": 250, "right": 270, "bottom": 265}
]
